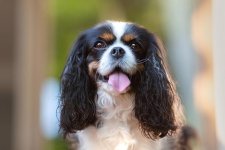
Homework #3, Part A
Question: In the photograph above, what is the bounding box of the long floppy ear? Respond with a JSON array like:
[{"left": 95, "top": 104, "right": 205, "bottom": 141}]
[
  {"left": 134, "top": 33, "right": 183, "bottom": 139},
  {"left": 60, "top": 33, "right": 97, "bottom": 137}
]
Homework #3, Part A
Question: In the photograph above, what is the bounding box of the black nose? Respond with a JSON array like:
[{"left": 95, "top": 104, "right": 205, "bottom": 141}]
[{"left": 111, "top": 47, "right": 125, "bottom": 59}]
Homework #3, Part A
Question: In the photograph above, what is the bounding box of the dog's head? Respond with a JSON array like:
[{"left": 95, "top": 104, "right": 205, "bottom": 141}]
[{"left": 60, "top": 21, "right": 183, "bottom": 139}]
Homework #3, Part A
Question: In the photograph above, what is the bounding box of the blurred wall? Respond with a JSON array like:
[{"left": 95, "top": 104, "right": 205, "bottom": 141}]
[
  {"left": 0, "top": 0, "right": 49, "bottom": 149},
  {"left": 213, "top": 0, "right": 225, "bottom": 149},
  {"left": 192, "top": 0, "right": 216, "bottom": 149},
  {"left": 12, "top": 0, "right": 49, "bottom": 149},
  {"left": 0, "top": 0, "right": 15, "bottom": 149}
]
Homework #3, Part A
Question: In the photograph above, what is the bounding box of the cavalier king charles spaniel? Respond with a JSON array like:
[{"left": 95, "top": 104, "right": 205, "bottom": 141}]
[{"left": 59, "top": 21, "right": 196, "bottom": 150}]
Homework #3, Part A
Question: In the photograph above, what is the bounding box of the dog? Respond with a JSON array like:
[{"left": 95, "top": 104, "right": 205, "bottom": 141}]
[{"left": 59, "top": 21, "right": 196, "bottom": 150}]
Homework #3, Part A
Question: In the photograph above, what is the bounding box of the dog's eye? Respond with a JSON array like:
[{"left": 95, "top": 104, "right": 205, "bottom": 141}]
[
  {"left": 94, "top": 41, "right": 106, "bottom": 49},
  {"left": 130, "top": 42, "right": 140, "bottom": 50}
]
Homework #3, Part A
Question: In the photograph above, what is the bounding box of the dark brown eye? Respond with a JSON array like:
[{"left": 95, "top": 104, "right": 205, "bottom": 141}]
[
  {"left": 130, "top": 42, "right": 140, "bottom": 49},
  {"left": 94, "top": 41, "right": 106, "bottom": 49},
  {"left": 130, "top": 43, "right": 137, "bottom": 49}
]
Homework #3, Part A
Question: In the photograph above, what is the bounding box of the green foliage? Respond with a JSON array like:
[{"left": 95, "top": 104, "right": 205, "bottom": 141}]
[
  {"left": 51, "top": 0, "right": 102, "bottom": 78},
  {"left": 44, "top": 137, "right": 68, "bottom": 150}
]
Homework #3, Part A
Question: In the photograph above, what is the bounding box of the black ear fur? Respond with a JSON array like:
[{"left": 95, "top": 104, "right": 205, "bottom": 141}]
[
  {"left": 134, "top": 33, "right": 181, "bottom": 139},
  {"left": 60, "top": 33, "right": 97, "bottom": 136}
]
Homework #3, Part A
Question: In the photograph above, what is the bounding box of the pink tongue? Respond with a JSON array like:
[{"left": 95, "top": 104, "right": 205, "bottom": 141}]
[{"left": 108, "top": 72, "right": 131, "bottom": 93}]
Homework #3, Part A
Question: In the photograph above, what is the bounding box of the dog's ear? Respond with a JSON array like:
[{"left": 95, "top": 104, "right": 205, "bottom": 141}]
[
  {"left": 60, "top": 32, "right": 97, "bottom": 137},
  {"left": 134, "top": 33, "right": 183, "bottom": 139}
]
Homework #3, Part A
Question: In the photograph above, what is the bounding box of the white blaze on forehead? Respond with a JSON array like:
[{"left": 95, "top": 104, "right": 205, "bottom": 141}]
[
  {"left": 109, "top": 21, "right": 127, "bottom": 39},
  {"left": 97, "top": 21, "right": 137, "bottom": 77}
]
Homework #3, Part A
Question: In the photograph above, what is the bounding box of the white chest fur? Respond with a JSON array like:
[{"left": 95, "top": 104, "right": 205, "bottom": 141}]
[{"left": 76, "top": 88, "right": 162, "bottom": 150}]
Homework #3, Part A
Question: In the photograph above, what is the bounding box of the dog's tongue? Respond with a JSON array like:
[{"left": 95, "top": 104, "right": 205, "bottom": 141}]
[{"left": 108, "top": 72, "right": 130, "bottom": 93}]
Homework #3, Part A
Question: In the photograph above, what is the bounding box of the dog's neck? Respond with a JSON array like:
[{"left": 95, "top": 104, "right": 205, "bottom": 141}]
[
  {"left": 97, "top": 87, "right": 134, "bottom": 116},
  {"left": 76, "top": 87, "right": 161, "bottom": 150}
]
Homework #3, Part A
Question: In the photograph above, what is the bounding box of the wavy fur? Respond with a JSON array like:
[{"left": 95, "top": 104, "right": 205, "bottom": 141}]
[
  {"left": 133, "top": 33, "right": 183, "bottom": 139},
  {"left": 60, "top": 33, "right": 97, "bottom": 136}
]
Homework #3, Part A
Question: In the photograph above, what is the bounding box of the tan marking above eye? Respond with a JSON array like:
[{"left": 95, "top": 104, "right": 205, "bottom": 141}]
[
  {"left": 99, "top": 33, "right": 114, "bottom": 41},
  {"left": 122, "top": 34, "right": 135, "bottom": 42}
]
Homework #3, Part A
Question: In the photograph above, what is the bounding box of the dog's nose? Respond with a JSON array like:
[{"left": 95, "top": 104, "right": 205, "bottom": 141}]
[{"left": 111, "top": 47, "right": 125, "bottom": 59}]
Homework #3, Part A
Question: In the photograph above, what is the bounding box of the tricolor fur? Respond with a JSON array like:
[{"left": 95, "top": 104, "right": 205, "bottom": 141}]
[{"left": 59, "top": 21, "right": 194, "bottom": 150}]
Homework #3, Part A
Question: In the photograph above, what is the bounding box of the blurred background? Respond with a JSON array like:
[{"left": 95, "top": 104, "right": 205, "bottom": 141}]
[{"left": 0, "top": 0, "right": 224, "bottom": 149}]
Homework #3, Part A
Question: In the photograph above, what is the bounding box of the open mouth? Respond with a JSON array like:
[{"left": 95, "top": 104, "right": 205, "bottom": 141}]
[{"left": 97, "top": 68, "right": 131, "bottom": 93}]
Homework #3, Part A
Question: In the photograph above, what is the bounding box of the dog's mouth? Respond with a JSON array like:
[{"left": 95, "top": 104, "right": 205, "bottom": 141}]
[{"left": 97, "top": 68, "right": 131, "bottom": 93}]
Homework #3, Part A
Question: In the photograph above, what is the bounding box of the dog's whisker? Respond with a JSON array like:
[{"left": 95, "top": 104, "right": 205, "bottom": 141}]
[{"left": 136, "top": 58, "right": 150, "bottom": 64}]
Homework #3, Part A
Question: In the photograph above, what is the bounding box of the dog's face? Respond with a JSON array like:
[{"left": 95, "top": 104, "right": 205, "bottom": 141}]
[
  {"left": 60, "top": 21, "right": 183, "bottom": 139},
  {"left": 85, "top": 21, "right": 150, "bottom": 94}
]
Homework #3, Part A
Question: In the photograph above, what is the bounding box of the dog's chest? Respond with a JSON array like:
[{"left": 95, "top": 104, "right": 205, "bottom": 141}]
[{"left": 76, "top": 90, "right": 160, "bottom": 150}]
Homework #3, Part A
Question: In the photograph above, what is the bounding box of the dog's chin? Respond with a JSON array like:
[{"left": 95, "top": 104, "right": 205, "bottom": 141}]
[{"left": 97, "top": 68, "right": 132, "bottom": 95}]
